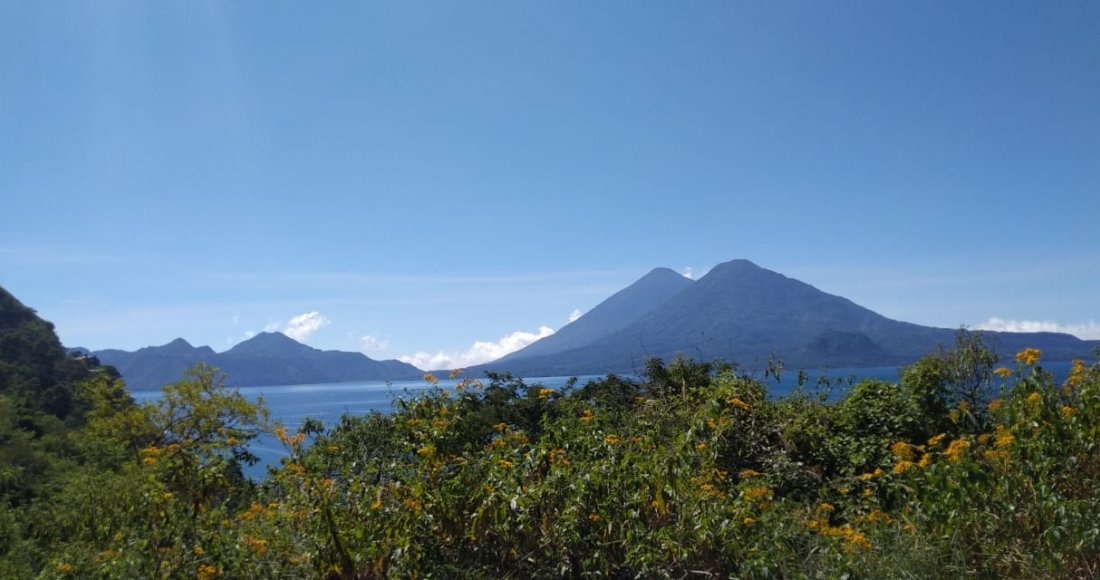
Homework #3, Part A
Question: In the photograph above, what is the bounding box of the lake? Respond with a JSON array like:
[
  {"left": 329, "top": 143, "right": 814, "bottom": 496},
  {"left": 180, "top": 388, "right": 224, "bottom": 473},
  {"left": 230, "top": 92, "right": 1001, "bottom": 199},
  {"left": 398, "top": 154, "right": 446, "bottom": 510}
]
[{"left": 129, "top": 361, "right": 1073, "bottom": 479}]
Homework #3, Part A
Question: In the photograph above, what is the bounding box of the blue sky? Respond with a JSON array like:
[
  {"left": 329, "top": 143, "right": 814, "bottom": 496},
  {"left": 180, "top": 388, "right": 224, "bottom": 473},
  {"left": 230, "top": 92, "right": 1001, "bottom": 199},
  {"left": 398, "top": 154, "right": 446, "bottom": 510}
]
[{"left": 2, "top": 1, "right": 1098, "bottom": 369}]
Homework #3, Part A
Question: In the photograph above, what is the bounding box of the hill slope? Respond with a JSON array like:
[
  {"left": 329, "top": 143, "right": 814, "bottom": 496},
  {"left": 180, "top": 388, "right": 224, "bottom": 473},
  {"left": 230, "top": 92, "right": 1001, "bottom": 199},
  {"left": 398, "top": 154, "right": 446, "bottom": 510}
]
[
  {"left": 496, "top": 267, "right": 693, "bottom": 363},
  {"left": 0, "top": 285, "right": 102, "bottom": 419}
]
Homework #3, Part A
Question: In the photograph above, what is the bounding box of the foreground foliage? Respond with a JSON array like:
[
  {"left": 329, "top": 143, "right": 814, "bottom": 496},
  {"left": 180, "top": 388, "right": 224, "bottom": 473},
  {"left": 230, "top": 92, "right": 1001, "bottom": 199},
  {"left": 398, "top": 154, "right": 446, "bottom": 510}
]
[{"left": 2, "top": 328, "right": 1099, "bottom": 578}]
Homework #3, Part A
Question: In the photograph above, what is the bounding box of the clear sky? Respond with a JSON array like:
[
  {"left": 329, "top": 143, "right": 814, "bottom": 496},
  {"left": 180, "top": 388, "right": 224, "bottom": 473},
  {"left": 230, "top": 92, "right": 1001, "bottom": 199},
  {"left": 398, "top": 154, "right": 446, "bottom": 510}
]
[{"left": 2, "top": 1, "right": 1098, "bottom": 369}]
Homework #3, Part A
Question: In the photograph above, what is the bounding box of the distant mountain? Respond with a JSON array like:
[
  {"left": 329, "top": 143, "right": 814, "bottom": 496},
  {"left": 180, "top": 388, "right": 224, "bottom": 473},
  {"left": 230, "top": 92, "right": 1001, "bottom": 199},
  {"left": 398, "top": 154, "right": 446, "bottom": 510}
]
[
  {"left": 467, "top": 259, "right": 1098, "bottom": 376},
  {"left": 94, "top": 332, "right": 423, "bottom": 391},
  {"left": 497, "top": 267, "right": 693, "bottom": 363}
]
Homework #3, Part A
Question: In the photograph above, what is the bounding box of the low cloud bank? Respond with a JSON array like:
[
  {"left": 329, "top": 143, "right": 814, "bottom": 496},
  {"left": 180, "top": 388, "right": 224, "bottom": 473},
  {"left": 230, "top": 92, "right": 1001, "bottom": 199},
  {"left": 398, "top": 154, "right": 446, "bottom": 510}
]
[
  {"left": 282, "top": 312, "right": 331, "bottom": 342},
  {"left": 976, "top": 317, "right": 1100, "bottom": 340},
  {"left": 360, "top": 334, "right": 390, "bottom": 352},
  {"left": 399, "top": 326, "right": 556, "bottom": 371},
  {"left": 247, "top": 311, "right": 331, "bottom": 343}
]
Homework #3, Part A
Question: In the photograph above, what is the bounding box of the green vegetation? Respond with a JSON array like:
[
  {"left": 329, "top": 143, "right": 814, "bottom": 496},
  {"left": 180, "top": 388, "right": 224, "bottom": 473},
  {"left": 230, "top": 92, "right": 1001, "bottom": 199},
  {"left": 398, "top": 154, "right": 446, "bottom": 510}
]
[{"left": 2, "top": 285, "right": 1098, "bottom": 577}]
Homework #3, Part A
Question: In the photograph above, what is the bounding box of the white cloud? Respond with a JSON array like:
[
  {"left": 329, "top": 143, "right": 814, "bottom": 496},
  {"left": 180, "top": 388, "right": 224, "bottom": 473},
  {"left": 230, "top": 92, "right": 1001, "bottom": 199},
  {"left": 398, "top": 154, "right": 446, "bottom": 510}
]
[
  {"left": 263, "top": 321, "right": 280, "bottom": 332},
  {"left": 360, "top": 334, "right": 390, "bottom": 353},
  {"left": 568, "top": 309, "right": 583, "bottom": 323},
  {"left": 232, "top": 314, "right": 240, "bottom": 326},
  {"left": 244, "top": 330, "right": 256, "bottom": 339},
  {"left": 280, "top": 311, "right": 331, "bottom": 342},
  {"left": 976, "top": 317, "right": 1100, "bottom": 340},
  {"left": 681, "top": 267, "right": 708, "bottom": 280},
  {"left": 399, "top": 326, "right": 555, "bottom": 371}
]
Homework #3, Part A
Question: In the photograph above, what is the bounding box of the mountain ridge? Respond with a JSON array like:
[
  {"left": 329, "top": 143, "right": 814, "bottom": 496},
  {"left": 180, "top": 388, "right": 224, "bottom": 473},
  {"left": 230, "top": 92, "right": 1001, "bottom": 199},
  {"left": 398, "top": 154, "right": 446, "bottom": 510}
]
[{"left": 93, "top": 332, "right": 423, "bottom": 391}]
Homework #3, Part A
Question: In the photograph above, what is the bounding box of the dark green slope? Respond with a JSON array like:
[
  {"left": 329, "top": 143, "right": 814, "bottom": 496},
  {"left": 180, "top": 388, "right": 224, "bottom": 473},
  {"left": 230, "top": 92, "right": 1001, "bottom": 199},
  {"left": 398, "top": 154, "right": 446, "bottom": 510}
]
[{"left": 0, "top": 285, "right": 99, "bottom": 419}]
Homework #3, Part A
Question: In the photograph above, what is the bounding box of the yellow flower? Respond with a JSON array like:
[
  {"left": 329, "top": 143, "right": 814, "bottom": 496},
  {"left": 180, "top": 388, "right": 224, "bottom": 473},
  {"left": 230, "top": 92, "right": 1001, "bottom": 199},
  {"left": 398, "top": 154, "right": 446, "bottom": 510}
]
[
  {"left": 994, "top": 425, "right": 1015, "bottom": 449},
  {"left": 817, "top": 502, "right": 835, "bottom": 513},
  {"left": 604, "top": 434, "right": 621, "bottom": 446},
  {"left": 162, "top": 492, "right": 174, "bottom": 500},
  {"left": 142, "top": 457, "right": 158, "bottom": 465},
  {"left": 984, "top": 449, "right": 1009, "bottom": 463},
  {"left": 729, "top": 397, "right": 751, "bottom": 411},
  {"left": 1061, "top": 405, "right": 1076, "bottom": 418},
  {"left": 1068, "top": 359, "right": 1087, "bottom": 387},
  {"left": 743, "top": 486, "right": 773, "bottom": 503},
  {"left": 695, "top": 442, "right": 707, "bottom": 451},
  {"left": 743, "top": 517, "right": 756, "bottom": 525},
  {"left": 859, "top": 467, "right": 885, "bottom": 482},
  {"left": 193, "top": 545, "right": 205, "bottom": 556},
  {"left": 739, "top": 469, "right": 761, "bottom": 479},
  {"left": 893, "top": 460, "right": 914, "bottom": 474},
  {"left": 580, "top": 409, "right": 595, "bottom": 424},
  {"left": 988, "top": 398, "right": 1004, "bottom": 412},
  {"left": 587, "top": 513, "right": 601, "bottom": 522},
  {"left": 492, "top": 422, "right": 507, "bottom": 432},
  {"left": 858, "top": 509, "right": 892, "bottom": 525},
  {"left": 197, "top": 564, "right": 219, "bottom": 580},
  {"left": 994, "top": 367, "right": 1013, "bottom": 378},
  {"left": 813, "top": 523, "right": 872, "bottom": 551},
  {"left": 844, "top": 529, "right": 872, "bottom": 551},
  {"left": 537, "top": 387, "right": 554, "bottom": 400},
  {"left": 927, "top": 433, "right": 946, "bottom": 447},
  {"left": 56, "top": 563, "right": 74, "bottom": 575},
  {"left": 276, "top": 425, "right": 304, "bottom": 446},
  {"left": 423, "top": 373, "right": 438, "bottom": 384},
  {"left": 285, "top": 463, "right": 306, "bottom": 476},
  {"left": 944, "top": 438, "right": 970, "bottom": 462},
  {"left": 243, "top": 534, "right": 269, "bottom": 555},
  {"left": 1027, "top": 391, "right": 1042, "bottom": 406},
  {"left": 977, "top": 433, "right": 991, "bottom": 445},
  {"left": 497, "top": 459, "right": 514, "bottom": 469},
  {"left": 917, "top": 453, "right": 933, "bottom": 468},
  {"left": 449, "top": 368, "right": 463, "bottom": 379},
  {"left": 890, "top": 441, "right": 914, "bottom": 461},
  {"left": 1015, "top": 348, "right": 1041, "bottom": 366}
]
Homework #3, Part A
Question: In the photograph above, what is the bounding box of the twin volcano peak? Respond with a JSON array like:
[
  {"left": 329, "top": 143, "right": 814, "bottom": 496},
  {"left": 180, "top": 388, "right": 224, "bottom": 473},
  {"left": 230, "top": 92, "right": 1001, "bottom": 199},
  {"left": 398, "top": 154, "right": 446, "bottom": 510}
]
[{"left": 469, "top": 258, "right": 1096, "bottom": 376}]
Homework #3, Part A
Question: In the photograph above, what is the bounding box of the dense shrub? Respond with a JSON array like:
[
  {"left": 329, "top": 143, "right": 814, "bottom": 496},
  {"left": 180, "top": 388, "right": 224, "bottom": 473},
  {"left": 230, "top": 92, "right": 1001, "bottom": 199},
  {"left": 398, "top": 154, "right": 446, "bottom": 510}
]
[{"left": 3, "top": 335, "right": 1099, "bottom": 578}]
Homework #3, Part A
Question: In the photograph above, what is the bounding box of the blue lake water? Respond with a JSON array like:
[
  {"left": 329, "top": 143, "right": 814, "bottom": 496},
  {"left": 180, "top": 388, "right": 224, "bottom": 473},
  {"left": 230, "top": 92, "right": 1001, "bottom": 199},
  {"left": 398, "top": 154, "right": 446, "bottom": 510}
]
[{"left": 130, "top": 361, "right": 1073, "bottom": 479}]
